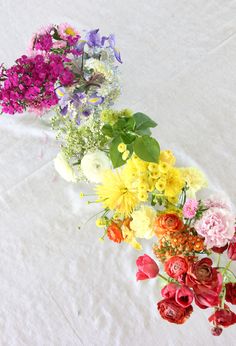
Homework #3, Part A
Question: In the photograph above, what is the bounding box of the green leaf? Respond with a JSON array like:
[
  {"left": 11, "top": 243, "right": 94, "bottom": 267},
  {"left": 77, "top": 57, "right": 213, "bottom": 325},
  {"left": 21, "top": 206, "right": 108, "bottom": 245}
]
[
  {"left": 109, "top": 136, "right": 125, "bottom": 168},
  {"left": 113, "top": 117, "right": 135, "bottom": 133},
  {"left": 133, "top": 135, "right": 160, "bottom": 162},
  {"left": 121, "top": 132, "right": 136, "bottom": 144},
  {"left": 102, "top": 124, "right": 113, "bottom": 137},
  {"left": 133, "top": 112, "right": 157, "bottom": 131},
  {"left": 136, "top": 127, "right": 151, "bottom": 136}
]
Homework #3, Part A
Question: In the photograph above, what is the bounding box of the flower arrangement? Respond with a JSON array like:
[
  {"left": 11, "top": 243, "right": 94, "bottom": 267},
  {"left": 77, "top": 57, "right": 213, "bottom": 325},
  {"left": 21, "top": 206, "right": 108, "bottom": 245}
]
[{"left": 1, "top": 23, "right": 236, "bottom": 337}]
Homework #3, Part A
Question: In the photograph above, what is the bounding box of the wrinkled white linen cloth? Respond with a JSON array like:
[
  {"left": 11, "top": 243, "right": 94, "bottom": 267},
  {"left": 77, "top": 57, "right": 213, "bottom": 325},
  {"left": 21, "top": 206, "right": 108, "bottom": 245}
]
[{"left": 0, "top": 1, "right": 236, "bottom": 345}]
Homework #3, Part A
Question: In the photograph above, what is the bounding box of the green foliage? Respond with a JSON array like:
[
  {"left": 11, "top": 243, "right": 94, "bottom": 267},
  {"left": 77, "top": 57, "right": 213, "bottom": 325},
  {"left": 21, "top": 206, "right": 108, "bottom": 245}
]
[{"left": 101, "top": 111, "right": 160, "bottom": 168}]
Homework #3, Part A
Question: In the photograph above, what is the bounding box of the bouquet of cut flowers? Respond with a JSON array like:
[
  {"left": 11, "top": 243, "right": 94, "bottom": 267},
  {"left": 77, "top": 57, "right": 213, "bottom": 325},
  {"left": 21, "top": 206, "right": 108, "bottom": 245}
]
[{"left": 1, "top": 23, "right": 236, "bottom": 337}]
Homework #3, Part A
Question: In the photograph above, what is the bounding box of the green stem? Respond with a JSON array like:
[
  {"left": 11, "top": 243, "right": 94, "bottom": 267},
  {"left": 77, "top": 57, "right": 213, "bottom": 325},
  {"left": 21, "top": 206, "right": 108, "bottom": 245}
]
[
  {"left": 217, "top": 254, "right": 221, "bottom": 268},
  {"left": 158, "top": 274, "right": 170, "bottom": 283},
  {"left": 221, "top": 286, "right": 226, "bottom": 309}
]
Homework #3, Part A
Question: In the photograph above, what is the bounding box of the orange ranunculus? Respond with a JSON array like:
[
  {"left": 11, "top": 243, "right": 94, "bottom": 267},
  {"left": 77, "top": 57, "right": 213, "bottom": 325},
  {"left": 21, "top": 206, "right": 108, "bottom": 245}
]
[
  {"left": 107, "top": 222, "right": 124, "bottom": 243},
  {"left": 154, "top": 213, "right": 183, "bottom": 237}
]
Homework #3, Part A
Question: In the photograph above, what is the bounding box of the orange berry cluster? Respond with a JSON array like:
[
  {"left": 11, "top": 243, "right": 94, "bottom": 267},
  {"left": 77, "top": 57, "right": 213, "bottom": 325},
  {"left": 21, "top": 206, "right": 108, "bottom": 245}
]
[{"left": 153, "top": 229, "right": 205, "bottom": 262}]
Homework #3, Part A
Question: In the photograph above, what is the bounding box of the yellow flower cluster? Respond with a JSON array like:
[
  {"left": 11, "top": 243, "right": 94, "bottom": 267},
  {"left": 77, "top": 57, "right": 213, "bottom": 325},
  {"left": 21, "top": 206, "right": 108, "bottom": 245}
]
[{"left": 123, "top": 150, "right": 184, "bottom": 203}]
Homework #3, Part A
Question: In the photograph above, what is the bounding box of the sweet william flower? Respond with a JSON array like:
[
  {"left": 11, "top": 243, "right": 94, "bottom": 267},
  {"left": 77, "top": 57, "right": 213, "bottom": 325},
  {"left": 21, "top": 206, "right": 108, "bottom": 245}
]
[
  {"left": 136, "top": 254, "right": 159, "bottom": 281},
  {"left": 80, "top": 150, "right": 111, "bottom": 184}
]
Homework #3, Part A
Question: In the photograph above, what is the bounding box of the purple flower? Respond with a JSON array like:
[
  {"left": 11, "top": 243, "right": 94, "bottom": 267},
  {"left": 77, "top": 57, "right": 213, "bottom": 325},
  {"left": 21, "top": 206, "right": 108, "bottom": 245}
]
[
  {"left": 102, "top": 34, "right": 122, "bottom": 63},
  {"left": 88, "top": 93, "right": 104, "bottom": 105},
  {"left": 86, "top": 29, "right": 102, "bottom": 47}
]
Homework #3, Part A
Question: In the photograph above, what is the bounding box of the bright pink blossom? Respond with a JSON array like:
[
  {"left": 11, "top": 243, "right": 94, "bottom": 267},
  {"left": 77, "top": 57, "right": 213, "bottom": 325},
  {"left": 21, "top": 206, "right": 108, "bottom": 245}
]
[{"left": 183, "top": 199, "right": 198, "bottom": 219}]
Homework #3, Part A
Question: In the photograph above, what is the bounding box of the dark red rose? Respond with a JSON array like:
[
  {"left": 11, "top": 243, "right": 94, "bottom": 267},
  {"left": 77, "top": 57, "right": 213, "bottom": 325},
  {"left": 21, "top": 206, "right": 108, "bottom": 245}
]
[
  {"left": 186, "top": 258, "right": 222, "bottom": 291},
  {"left": 227, "top": 236, "right": 236, "bottom": 260},
  {"left": 175, "top": 285, "right": 194, "bottom": 308},
  {"left": 211, "top": 326, "right": 223, "bottom": 336},
  {"left": 164, "top": 256, "right": 188, "bottom": 280},
  {"left": 194, "top": 285, "right": 221, "bottom": 309},
  {"left": 211, "top": 244, "right": 228, "bottom": 254},
  {"left": 225, "top": 283, "right": 236, "bottom": 305},
  {"left": 209, "top": 308, "right": 236, "bottom": 327},
  {"left": 157, "top": 298, "right": 193, "bottom": 324}
]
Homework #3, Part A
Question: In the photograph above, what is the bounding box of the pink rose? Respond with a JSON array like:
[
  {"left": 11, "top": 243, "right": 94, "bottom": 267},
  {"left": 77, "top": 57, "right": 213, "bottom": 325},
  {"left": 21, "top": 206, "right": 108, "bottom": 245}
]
[{"left": 136, "top": 254, "right": 159, "bottom": 281}]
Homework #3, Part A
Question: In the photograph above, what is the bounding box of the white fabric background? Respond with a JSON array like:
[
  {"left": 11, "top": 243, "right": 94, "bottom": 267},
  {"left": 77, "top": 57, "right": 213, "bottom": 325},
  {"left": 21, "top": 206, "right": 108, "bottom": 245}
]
[{"left": 0, "top": 0, "right": 236, "bottom": 345}]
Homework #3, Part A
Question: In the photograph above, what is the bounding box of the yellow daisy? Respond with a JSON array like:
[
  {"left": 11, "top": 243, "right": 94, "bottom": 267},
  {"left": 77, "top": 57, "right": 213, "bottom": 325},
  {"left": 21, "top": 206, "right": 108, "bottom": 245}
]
[{"left": 179, "top": 167, "right": 208, "bottom": 197}]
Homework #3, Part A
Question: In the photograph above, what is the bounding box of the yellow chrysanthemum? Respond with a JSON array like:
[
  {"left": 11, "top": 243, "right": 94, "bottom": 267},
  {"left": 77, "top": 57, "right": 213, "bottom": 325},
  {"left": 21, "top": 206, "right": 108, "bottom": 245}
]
[
  {"left": 95, "top": 169, "right": 139, "bottom": 216},
  {"left": 179, "top": 167, "right": 208, "bottom": 197},
  {"left": 165, "top": 167, "right": 185, "bottom": 198},
  {"left": 160, "top": 150, "right": 176, "bottom": 166}
]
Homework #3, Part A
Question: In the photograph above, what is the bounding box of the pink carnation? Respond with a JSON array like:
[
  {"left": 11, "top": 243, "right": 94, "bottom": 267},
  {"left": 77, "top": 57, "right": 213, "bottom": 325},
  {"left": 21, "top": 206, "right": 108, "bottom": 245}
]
[
  {"left": 194, "top": 207, "right": 235, "bottom": 248},
  {"left": 204, "top": 196, "right": 231, "bottom": 211},
  {"left": 183, "top": 199, "right": 198, "bottom": 219}
]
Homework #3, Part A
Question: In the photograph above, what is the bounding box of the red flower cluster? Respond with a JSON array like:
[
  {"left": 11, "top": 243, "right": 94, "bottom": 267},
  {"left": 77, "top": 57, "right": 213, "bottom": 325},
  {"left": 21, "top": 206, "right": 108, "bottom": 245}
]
[{"left": 135, "top": 254, "right": 236, "bottom": 331}]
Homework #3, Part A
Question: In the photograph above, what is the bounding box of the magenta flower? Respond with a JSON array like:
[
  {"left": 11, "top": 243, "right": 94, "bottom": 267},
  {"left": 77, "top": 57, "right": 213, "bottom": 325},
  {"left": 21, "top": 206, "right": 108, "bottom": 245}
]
[{"left": 183, "top": 199, "right": 198, "bottom": 219}]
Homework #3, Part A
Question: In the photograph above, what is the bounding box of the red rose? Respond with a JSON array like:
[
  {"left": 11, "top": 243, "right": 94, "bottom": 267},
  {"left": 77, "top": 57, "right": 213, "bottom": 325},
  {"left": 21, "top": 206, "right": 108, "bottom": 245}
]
[
  {"left": 211, "top": 244, "right": 228, "bottom": 254},
  {"left": 225, "top": 283, "right": 236, "bottom": 304},
  {"left": 175, "top": 285, "right": 194, "bottom": 308},
  {"left": 209, "top": 308, "right": 236, "bottom": 327},
  {"left": 164, "top": 256, "right": 188, "bottom": 280},
  {"left": 107, "top": 222, "right": 123, "bottom": 243},
  {"left": 194, "top": 285, "right": 220, "bottom": 309},
  {"left": 186, "top": 258, "right": 222, "bottom": 291},
  {"left": 157, "top": 298, "right": 193, "bottom": 324},
  {"left": 161, "top": 283, "right": 178, "bottom": 299},
  {"left": 227, "top": 236, "right": 236, "bottom": 260},
  {"left": 136, "top": 254, "right": 159, "bottom": 281}
]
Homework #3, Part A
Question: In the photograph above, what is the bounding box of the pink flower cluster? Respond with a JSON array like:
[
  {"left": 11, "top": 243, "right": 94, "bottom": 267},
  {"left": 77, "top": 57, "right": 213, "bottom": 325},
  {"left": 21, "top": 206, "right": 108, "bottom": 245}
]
[{"left": 0, "top": 54, "right": 74, "bottom": 114}]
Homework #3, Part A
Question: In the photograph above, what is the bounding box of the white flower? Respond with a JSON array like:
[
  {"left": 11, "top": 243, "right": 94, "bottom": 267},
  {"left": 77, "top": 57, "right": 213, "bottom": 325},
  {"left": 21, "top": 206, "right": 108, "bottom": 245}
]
[
  {"left": 130, "top": 206, "right": 156, "bottom": 239},
  {"left": 54, "top": 151, "right": 77, "bottom": 183},
  {"left": 80, "top": 150, "right": 111, "bottom": 183}
]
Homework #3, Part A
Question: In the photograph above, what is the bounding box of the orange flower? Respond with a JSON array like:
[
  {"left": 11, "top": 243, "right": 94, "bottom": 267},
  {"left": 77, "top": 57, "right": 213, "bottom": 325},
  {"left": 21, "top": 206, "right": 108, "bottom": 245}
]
[
  {"left": 107, "top": 222, "right": 124, "bottom": 243},
  {"left": 154, "top": 213, "right": 183, "bottom": 237}
]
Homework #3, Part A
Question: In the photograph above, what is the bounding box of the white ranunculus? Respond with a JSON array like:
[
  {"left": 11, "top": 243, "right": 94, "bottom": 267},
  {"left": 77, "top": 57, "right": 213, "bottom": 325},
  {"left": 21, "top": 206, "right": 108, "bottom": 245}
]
[
  {"left": 54, "top": 151, "right": 77, "bottom": 183},
  {"left": 80, "top": 150, "right": 111, "bottom": 183}
]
